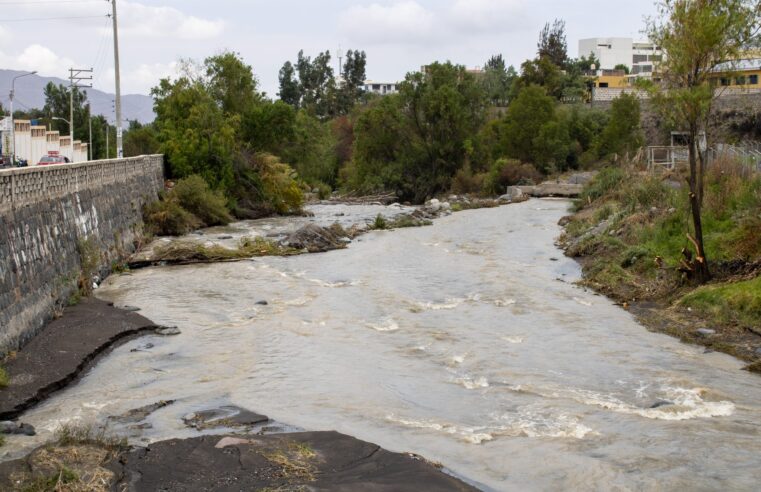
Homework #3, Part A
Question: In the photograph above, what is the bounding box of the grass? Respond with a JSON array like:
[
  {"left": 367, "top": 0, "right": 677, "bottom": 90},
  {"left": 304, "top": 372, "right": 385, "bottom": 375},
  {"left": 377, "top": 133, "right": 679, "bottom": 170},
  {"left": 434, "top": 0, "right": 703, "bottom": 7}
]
[
  {"left": 21, "top": 467, "right": 79, "bottom": 492},
  {"left": 152, "top": 237, "right": 298, "bottom": 264},
  {"left": 261, "top": 440, "right": 317, "bottom": 481},
  {"left": 680, "top": 276, "right": 761, "bottom": 329},
  {"left": 371, "top": 214, "right": 388, "bottom": 230},
  {"left": 54, "top": 424, "right": 128, "bottom": 452},
  {"left": 76, "top": 237, "right": 101, "bottom": 298},
  {"left": 0, "top": 366, "right": 9, "bottom": 388}
]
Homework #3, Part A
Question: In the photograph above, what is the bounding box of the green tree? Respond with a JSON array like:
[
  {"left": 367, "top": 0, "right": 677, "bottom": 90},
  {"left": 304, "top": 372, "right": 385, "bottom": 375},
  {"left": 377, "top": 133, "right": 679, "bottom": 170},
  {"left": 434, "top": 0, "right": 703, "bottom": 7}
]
[
  {"left": 123, "top": 120, "right": 159, "bottom": 157},
  {"left": 497, "top": 85, "right": 556, "bottom": 163},
  {"left": 278, "top": 61, "right": 301, "bottom": 107},
  {"left": 152, "top": 76, "right": 238, "bottom": 189},
  {"left": 336, "top": 49, "right": 367, "bottom": 114},
  {"left": 42, "top": 82, "right": 88, "bottom": 139},
  {"left": 350, "top": 62, "right": 488, "bottom": 201},
  {"left": 482, "top": 54, "right": 515, "bottom": 106},
  {"left": 645, "top": 0, "right": 760, "bottom": 283},
  {"left": 537, "top": 19, "right": 568, "bottom": 67},
  {"left": 205, "top": 51, "right": 260, "bottom": 116},
  {"left": 597, "top": 93, "right": 643, "bottom": 157}
]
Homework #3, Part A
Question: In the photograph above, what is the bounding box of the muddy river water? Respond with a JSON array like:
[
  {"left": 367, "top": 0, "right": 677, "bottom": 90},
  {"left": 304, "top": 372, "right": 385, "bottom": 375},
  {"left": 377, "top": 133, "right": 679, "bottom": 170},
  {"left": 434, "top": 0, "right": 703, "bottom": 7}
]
[{"left": 6, "top": 199, "right": 761, "bottom": 490}]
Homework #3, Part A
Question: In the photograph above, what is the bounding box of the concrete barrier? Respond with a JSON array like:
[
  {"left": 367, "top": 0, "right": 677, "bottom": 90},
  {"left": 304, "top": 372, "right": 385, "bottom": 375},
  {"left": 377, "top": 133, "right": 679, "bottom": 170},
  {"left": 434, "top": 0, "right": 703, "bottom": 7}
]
[{"left": 0, "top": 155, "right": 164, "bottom": 352}]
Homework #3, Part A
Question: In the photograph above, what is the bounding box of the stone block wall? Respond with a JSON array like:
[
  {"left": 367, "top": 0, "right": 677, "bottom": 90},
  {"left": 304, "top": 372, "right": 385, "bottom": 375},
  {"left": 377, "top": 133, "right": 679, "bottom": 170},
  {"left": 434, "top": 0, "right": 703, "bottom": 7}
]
[{"left": 0, "top": 155, "right": 164, "bottom": 352}]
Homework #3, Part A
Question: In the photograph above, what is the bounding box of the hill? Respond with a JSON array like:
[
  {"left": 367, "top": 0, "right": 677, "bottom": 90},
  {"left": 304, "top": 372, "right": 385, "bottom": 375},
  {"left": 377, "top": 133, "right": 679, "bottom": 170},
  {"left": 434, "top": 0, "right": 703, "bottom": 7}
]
[{"left": 0, "top": 69, "right": 155, "bottom": 124}]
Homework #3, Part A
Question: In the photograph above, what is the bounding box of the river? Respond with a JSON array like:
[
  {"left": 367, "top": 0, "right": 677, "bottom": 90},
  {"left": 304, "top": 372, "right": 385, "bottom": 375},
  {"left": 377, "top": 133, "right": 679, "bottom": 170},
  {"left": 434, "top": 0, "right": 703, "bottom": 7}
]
[{"left": 6, "top": 199, "right": 761, "bottom": 491}]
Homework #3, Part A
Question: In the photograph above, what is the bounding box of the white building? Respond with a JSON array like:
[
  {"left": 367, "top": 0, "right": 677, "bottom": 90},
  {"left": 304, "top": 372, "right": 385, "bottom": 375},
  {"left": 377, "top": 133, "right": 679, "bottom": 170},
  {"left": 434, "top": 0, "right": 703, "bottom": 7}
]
[
  {"left": 363, "top": 80, "right": 399, "bottom": 96},
  {"left": 578, "top": 38, "right": 662, "bottom": 78}
]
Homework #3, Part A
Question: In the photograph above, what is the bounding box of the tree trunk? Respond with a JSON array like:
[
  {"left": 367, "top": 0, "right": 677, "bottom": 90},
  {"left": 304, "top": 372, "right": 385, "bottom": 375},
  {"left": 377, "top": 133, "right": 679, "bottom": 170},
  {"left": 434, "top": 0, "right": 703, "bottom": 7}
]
[{"left": 688, "top": 129, "right": 710, "bottom": 283}]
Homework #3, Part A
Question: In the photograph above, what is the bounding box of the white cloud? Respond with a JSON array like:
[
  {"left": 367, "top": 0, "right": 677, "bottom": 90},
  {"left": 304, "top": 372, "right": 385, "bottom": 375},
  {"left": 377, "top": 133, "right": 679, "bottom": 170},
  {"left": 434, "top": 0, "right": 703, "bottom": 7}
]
[
  {"left": 448, "top": 0, "right": 526, "bottom": 33},
  {"left": 338, "top": 1, "right": 436, "bottom": 44},
  {"left": 114, "top": 1, "right": 225, "bottom": 40},
  {"left": 99, "top": 61, "right": 180, "bottom": 94},
  {"left": 0, "top": 44, "right": 76, "bottom": 78}
]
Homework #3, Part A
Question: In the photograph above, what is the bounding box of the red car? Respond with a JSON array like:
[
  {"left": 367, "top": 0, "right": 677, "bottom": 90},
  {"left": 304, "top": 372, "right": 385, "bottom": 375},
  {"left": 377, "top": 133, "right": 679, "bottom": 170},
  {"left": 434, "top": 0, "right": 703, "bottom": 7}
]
[{"left": 38, "top": 155, "right": 70, "bottom": 166}]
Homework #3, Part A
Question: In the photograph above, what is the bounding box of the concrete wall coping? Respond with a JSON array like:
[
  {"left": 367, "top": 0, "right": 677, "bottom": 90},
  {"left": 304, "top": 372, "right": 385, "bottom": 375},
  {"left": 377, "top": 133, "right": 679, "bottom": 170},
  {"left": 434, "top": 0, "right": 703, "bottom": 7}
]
[{"left": 0, "top": 155, "right": 164, "bottom": 215}]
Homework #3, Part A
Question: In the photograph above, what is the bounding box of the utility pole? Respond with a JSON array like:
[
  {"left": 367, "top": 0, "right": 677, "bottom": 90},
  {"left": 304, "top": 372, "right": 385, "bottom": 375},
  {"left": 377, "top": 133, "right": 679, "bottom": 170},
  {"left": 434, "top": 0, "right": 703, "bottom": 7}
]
[
  {"left": 9, "top": 71, "right": 37, "bottom": 166},
  {"left": 111, "top": 0, "right": 124, "bottom": 158},
  {"left": 338, "top": 45, "right": 344, "bottom": 79},
  {"left": 105, "top": 121, "right": 109, "bottom": 159},
  {"left": 69, "top": 68, "right": 93, "bottom": 144},
  {"left": 87, "top": 104, "right": 92, "bottom": 161}
]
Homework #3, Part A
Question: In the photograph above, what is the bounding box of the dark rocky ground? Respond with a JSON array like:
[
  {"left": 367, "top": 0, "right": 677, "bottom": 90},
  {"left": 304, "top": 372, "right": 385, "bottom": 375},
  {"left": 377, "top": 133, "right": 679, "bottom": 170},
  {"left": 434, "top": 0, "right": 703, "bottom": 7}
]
[
  {"left": 0, "top": 427, "right": 477, "bottom": 491},
  {"left": 0, "top": 298, "right": 168, "bottom": 421}
]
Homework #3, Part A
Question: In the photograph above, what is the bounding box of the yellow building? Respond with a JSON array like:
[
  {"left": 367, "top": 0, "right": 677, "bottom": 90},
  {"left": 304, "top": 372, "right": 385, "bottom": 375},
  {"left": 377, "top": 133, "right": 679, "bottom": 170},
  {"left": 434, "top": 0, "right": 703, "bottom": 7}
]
[
  {"left": 589, "top": 69, "right": 628, "bottom": 88},
  {"left": 710, "top": 58, "right": 761, "bottom": 89}
]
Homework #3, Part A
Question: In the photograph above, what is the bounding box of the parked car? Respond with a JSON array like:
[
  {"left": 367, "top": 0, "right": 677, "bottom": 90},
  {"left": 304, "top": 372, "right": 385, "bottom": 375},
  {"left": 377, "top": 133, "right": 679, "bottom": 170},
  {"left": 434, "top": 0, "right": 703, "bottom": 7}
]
[{"left": 38, "top": 155, "right": 70, "bottom": 166}]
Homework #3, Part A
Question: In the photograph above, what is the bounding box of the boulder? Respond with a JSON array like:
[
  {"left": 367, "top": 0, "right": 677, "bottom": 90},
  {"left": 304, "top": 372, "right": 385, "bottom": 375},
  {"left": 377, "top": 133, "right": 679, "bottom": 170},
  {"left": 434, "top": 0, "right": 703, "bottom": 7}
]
[
  {"left": 280, "top": 223, "right": 348, "bottom": 253},
  {"left": 696, "top": 328, "right": 716, "bottom": 337}
]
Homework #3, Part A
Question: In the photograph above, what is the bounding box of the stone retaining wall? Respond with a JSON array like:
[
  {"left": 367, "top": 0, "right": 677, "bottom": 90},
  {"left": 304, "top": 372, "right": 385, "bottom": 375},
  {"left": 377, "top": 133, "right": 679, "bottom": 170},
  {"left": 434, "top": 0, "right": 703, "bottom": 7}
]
[{"left": 0, "top": 155, "right": 164, "bottom": 352}]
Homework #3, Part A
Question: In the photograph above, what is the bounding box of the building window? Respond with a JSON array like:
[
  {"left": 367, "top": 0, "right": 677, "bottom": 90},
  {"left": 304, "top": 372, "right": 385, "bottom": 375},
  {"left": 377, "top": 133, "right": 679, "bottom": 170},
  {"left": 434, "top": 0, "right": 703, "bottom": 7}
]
[
  {"left": 648, "top": 55, "right": 662, "bottom": 62},
  {"left": 750, "top": 74, "right": 759, "bottom": 85},
  {"left": 633, "top": 54, "right": 648, "bottom": 63},
  {"left": 598, "top": 82, "right": 609, "bottom": 88},
  {"left": 720, "top": 78, "right": 730, "bottom": 86},
  {"left": 736, "top": 76, "right": 746, "bottom": 85},
  {"left": 372, "top": 84, "right": 380, "bottom": 90}
]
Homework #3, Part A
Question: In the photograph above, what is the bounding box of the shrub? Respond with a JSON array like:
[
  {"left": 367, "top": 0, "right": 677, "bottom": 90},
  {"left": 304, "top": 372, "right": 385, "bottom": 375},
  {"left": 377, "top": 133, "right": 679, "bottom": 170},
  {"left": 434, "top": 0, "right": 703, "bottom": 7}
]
[
  {"left": 144, "top": 197, "right": 201, "bottom": 236},
  {"left": 372, "top": 214, "right": 388, "bottom": 230},
  {"left": 0, "top": 367, "right": 9, "bottom": 388},
  {"left": 576, "top": 166, "right": 627, "bottom": 208},
  {"left": 172, "top": 175, "right": 232, "bottom": 226},
  {"left": 232, "top": 152, "right": 304, "bottom": 217},
  {"left": 76, "top": 237, "right": 100, "bottom": 297},
  {"left": 487, "top": 158, "right": 543, "bottom": 194},
  {"left": 450, "top": 163, "right": 485, "bottom": 195}
]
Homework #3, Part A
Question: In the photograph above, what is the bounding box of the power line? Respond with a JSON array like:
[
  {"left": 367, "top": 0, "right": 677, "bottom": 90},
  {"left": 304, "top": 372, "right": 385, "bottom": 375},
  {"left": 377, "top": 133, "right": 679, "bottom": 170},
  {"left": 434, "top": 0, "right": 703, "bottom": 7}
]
[
  {"left": 0, "top": 14, "right": 108, "bottom": 23},
  {"left": 0, "top": 0, "right": 101, "bottom": 5}
]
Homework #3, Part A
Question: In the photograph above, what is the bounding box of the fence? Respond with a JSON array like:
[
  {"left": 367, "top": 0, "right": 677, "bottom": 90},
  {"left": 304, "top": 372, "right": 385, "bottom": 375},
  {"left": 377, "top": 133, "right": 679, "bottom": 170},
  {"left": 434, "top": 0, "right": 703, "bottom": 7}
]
[
  {"left": 647, "top": 144, "right": 761, "bottom": 172},
  {"left": 0, "top": 155, "right": 164, "bottom": 214}
]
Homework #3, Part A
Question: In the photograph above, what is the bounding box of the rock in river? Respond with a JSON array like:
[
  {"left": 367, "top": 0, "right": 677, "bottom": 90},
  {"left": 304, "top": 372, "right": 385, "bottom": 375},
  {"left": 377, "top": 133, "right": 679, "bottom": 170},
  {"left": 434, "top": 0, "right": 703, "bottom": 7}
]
[
  {"left": 182, "top": 406, "right": 269, "bottom": 430},
  {"left": 280, "top": 223, "right": 348, "bottom": 253}
]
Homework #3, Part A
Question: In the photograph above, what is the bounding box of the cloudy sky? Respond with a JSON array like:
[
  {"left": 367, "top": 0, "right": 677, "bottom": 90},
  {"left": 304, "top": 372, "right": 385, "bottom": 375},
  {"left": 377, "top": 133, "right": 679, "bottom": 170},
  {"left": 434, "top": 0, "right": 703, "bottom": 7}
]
[{"left": 0, "top": 0, "right": 658, "bottom": 97}]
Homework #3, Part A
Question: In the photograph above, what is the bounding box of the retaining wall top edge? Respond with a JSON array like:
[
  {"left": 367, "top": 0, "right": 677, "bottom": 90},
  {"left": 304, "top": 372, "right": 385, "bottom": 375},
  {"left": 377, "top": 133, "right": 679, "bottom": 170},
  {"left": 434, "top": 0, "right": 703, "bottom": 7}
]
[{"left": 0, "top": 155, "right": 164, "bottom": 177}]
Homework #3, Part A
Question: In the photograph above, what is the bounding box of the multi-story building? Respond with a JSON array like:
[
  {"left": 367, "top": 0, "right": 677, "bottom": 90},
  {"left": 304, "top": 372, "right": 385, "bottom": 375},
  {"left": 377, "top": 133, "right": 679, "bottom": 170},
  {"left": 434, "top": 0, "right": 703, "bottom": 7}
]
[
  {"left": 363, "top": 81, "right": 399, "bottom": 96},
  {"left": 711, "top": 58, "right": 761, "bottom": 90},
  {"left": 578, "top": 37, "right": 662, "bottom": 78}
]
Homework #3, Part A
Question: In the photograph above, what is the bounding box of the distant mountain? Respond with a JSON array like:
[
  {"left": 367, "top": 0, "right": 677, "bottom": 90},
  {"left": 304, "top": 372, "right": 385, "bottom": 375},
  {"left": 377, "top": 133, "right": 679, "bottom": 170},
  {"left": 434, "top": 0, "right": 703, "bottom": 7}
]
[{"left": 0, "top": 69, "right": 155, "bottom": 124}]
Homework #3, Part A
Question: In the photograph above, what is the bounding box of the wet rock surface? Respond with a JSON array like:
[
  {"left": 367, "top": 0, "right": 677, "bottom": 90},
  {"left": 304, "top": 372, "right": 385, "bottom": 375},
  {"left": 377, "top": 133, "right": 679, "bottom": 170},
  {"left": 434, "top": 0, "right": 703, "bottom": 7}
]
[
  {"left": 0, "top": 421, "right": 35, "bottom": 436},
  {"left": 280, "top": 223, "right": 350, "bottom": 253},
  {"left": 109, "top": 400, "right": 176, "bottom": 425},
  {"left": 0, "top": 298, "right": 163, "bottom": 421},
  {"left": 114, "top": 431, "right": 477, "bottom": 492},
  {"left": 182, "top": 405, "right": 269, "bottom": 430}
]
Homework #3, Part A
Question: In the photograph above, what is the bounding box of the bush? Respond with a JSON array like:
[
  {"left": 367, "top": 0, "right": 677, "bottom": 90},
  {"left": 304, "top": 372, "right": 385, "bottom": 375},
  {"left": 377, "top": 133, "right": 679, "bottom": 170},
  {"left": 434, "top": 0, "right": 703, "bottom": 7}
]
[
  {"left": 172, "top": 175, "right": 232, "bottom": 226},
  {"left": 144, "top": 198, "right": 201, "bottom": 236},
  {"left": 450, "top": 163, "right": 485, "bottom": 194},
  {"left": 481, "top": 159, "right": 541, "bottom": 195},
  {"left": 231, "top": 152, "right": 303, "bottom": 218},
  {"left": 0, "top": 366, "right": 9, "bottom": 388},
  {"left": 576, "top": 166, "right": 627, "bottom": 207}
]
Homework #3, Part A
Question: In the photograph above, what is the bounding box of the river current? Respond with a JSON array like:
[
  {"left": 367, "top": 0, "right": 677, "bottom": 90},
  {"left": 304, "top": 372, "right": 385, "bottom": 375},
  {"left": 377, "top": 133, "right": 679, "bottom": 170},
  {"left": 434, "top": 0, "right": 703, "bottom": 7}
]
[{"left": 5, "top": 199, "right": 761, "bottom": 490}]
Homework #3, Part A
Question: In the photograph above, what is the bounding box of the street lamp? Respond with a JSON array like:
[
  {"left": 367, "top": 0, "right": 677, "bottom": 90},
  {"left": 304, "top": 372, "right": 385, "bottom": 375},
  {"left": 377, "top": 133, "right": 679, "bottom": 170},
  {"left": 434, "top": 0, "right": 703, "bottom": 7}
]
[
  {"left": 10, "top": 71, "right": 37, "bottom": 166},
  {"left": 51, "top": 117, "right": 72, "bottom": 161}
]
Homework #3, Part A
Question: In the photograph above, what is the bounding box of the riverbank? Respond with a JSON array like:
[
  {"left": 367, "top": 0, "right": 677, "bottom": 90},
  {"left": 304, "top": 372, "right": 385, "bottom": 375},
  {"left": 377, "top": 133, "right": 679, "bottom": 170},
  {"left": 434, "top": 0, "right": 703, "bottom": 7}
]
[
  {"left": 0, "top": 425, "right": 476, "bottom": 491},
  {"left": 558, "top": 165, "right": 761, "bottom": 372},
  {"left": 0, "top": 300, "right": 476, "bottom": 491},
  {"left": 0, "top": 299, "right": 169, "bottom": 422}
]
